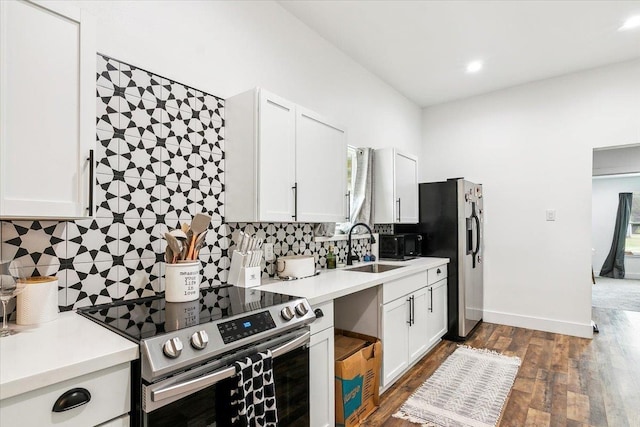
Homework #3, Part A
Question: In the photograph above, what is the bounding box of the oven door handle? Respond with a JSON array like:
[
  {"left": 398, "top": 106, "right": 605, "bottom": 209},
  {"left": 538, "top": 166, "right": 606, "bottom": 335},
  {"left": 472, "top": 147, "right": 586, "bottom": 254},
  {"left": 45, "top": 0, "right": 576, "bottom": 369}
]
[{"left": 151, "top": 331, "right": 310, "bottom": 403}]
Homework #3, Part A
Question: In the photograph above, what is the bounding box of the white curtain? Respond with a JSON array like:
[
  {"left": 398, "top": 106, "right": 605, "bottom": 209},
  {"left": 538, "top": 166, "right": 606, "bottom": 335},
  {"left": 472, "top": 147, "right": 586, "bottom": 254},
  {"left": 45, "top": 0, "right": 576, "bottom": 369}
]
[{"left": 336, "top": 147, "right": 374, "bottom": 234}]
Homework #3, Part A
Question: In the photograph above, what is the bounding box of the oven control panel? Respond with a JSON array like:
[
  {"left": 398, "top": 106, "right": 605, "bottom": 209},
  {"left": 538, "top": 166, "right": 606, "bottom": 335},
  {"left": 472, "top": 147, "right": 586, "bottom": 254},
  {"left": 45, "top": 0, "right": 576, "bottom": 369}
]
[{"left": 217, "top": 310, "right": 276, "bottom": 344}]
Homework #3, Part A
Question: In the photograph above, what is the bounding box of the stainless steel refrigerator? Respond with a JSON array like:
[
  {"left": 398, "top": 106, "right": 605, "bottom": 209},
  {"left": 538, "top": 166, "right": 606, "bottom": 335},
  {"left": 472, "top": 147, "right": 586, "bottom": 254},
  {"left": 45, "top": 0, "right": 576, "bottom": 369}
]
[{"left": 397, "top": 178, "right": 484, "bottom": 341}]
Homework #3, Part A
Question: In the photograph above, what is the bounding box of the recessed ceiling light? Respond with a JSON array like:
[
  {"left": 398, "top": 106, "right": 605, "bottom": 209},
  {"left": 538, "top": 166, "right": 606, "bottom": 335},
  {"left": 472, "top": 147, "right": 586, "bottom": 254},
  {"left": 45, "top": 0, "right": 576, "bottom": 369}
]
[
  {"left": 619, "top": 15, "right": 640, "bottom": 31},
  {"left": 466, "top": 60, "right": 483, "bottom": 74}
]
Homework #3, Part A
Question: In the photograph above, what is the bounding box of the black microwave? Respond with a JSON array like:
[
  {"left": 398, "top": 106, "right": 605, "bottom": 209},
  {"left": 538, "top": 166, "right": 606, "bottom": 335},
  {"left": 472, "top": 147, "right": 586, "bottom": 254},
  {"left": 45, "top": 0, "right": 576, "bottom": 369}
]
[{"left": 379, "top": 234, "right": 422, "bottom": 260}]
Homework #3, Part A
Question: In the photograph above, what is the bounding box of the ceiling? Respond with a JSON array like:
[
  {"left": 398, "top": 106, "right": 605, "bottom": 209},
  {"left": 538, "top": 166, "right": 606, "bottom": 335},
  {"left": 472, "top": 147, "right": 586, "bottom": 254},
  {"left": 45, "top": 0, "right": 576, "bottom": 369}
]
[{"left": 278, "top": 1, "right": 640, "bottom": 107}]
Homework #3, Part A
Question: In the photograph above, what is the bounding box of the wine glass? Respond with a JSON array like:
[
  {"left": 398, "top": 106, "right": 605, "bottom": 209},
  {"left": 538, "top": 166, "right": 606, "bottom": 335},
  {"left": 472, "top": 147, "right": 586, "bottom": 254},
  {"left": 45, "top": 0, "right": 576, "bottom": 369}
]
[{"left": 0, "top": 259, "right": 27, "bottom": 337}]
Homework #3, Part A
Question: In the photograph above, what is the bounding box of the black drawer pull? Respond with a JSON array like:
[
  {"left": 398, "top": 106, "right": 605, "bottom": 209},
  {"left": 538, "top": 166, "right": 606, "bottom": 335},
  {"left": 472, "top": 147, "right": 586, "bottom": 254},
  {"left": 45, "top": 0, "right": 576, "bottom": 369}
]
[
  {"left": 437, "top": 268, "right": 441, "bottom": 274},
  {"left": 314, "top": 308, "right": 324, "bottom": 318},
  {"left": 52, "top": 388, "right": 91, "bottom": 412}
]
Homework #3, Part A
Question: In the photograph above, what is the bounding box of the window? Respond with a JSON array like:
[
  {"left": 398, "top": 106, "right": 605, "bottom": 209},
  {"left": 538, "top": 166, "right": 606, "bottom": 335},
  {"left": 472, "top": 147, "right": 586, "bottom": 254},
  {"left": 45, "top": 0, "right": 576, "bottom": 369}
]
[
  {"left": 346, "top": 146, "right": 358, "bottom": 221},
  {"left": 626, "top": 192, "right": 640, "bottom": 255}
]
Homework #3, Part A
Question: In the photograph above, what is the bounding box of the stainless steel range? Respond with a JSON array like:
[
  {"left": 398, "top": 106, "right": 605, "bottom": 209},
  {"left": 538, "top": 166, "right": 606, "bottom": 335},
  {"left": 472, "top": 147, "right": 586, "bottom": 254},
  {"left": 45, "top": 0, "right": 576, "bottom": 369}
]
[{"left": 79, "top": 285, "right": 315, "bottom": 427}]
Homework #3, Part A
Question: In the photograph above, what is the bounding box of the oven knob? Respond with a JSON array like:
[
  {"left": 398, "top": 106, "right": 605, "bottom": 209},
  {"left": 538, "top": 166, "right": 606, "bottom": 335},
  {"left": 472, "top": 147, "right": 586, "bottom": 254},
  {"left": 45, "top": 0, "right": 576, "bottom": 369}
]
[
  {"left": 295, "top": 302, "right": 309, "bottom": 317},
  {"left": 190, "top": 330, "right": 209, "bottom": 350},
  {"left": 163, "top": 337, "right": 183, "bottom": 359},
  {"left": 280, "top": 306, "right": 295, "bottom": 321}
]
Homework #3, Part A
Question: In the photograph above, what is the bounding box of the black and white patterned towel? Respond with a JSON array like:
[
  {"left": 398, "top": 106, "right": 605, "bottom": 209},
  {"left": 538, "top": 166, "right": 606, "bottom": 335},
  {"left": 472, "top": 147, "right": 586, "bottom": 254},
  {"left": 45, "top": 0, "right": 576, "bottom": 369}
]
[{"left": 230, "top": 350, "right": 278, "bottom": 427}]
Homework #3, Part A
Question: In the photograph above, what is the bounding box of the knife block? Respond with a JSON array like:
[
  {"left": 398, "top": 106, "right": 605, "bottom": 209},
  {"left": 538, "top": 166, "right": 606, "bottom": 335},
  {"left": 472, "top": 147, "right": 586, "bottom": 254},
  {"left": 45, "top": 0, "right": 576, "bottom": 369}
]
[{"left": 228, "top": 250, "right": 261, "bottom": 288}]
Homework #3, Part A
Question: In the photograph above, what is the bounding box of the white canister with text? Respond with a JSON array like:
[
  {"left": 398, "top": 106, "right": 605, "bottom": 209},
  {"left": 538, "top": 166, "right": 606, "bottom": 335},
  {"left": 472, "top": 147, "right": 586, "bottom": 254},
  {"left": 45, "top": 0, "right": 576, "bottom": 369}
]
[{"left": 165, "top": 262, "right": 200, "bottom": 302}]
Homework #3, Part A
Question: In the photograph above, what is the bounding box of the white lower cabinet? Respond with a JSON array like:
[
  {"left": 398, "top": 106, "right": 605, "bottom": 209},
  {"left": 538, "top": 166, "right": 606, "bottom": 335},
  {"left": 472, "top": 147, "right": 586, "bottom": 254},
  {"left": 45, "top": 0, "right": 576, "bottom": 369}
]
[
  {"left": 309, "top": 301, "right": 335, "bottom": 427},
  {"left": 381, "top": 264, "right": 449, "bottom": 390},
  {"left": 427, "top": 278, "right": 448, "bottom": 348},
  {"left": 0, "top": 362, "right": 130, "bottom": 427},
  {"left": 381, "top": 286, "right": 429, "bottom": 388},
  {"left": 381, "top": 296, "right": 410, "bottom": 386},
  {"left": 408, "top": 287, "right": 429, "bottom": 361}
]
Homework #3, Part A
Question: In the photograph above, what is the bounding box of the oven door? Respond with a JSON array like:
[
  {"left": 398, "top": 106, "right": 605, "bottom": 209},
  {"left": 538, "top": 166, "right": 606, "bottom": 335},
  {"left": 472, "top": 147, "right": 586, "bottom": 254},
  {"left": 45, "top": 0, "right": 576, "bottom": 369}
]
[{"left": 139, "top": 329, "right": 310, "bottom": 427}]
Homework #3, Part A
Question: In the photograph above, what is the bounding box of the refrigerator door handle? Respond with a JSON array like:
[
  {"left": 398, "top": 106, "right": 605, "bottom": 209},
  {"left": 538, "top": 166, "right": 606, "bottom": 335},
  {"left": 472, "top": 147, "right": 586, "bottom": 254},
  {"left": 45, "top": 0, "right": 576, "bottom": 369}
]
[
  {"left": 466, "top": 217, "right": 473, "bottom": 255},
  {"left": 471, "top": 202, "right": 480, "bottom": 268},
  {"left": 473, "top": 214, "right": 481, "bottom": 256}
]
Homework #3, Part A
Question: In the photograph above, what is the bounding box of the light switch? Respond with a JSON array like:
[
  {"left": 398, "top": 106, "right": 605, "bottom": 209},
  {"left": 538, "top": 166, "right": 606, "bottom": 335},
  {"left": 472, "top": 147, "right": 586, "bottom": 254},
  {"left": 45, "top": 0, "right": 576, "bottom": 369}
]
[
  {"left": 546, "top": 209, "right": 556, "bottom": 221},
  {"left": 264, "top": 243, "right": 275, "bottom": 261}
]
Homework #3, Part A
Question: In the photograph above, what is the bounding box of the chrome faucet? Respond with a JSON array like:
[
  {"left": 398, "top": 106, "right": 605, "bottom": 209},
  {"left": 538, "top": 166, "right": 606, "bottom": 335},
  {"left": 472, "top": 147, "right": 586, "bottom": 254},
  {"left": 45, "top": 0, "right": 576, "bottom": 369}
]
[{"left": 347, "top": 223, "right": 376, "bottom": 266}]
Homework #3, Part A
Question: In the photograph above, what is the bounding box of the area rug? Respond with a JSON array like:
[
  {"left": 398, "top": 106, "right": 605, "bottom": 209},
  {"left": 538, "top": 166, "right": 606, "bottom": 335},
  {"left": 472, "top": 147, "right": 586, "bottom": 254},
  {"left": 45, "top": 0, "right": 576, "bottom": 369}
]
[{"left": 393, "top": 346, "right": 521, "bottom": 427}]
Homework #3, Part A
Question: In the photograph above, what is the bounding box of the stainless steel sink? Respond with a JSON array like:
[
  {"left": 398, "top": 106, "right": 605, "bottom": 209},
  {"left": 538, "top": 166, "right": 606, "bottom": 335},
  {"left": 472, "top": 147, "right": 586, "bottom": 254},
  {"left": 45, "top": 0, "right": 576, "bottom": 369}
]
[{"left": 345, "top": 263, "right": 405, "bottom": 273}]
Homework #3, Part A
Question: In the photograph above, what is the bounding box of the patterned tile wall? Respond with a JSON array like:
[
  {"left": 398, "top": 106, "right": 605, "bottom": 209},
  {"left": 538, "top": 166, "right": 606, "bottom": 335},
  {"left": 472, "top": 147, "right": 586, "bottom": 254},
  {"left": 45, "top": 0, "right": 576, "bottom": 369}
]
[{"left": 0, "top": 54, "right": 375, "bottom": 316}]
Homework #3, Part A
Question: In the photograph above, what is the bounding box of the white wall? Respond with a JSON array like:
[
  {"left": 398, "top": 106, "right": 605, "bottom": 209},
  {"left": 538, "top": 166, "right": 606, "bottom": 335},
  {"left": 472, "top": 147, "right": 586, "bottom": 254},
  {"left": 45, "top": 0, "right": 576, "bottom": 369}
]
[
  {"left": 64, "top": 0, "right": 421, "bottom": 155},
  {"left": 592, "top": 176, "right": 640, "bottom": 279},
  {"left": 420, "top": 59, "right": 640, "bottom": 338}
]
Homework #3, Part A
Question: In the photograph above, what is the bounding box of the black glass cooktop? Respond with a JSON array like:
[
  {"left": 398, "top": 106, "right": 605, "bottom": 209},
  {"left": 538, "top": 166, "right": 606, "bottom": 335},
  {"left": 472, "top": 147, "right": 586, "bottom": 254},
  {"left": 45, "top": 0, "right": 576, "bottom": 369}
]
[{"left": 78, "top": 285, "right": 298, "bottom": 342}]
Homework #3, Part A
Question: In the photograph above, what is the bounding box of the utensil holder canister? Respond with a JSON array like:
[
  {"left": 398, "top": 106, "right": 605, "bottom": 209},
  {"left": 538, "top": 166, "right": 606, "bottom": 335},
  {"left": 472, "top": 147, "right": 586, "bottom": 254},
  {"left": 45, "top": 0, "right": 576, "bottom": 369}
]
[
  {"left": 17, "top": 276, "right": 59, "bottom": 325},
  {"left": 165, "top": 262, "right": 200, "bottom": 302}
]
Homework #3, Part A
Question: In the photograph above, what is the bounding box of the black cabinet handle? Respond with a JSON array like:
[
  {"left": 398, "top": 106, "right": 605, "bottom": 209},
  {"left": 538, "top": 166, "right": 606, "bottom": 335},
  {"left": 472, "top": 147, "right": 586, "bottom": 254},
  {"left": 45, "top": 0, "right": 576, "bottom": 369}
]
[
  {"left": 406, "top": 297, "right": 412, "bottom": 325},
  {"left": 86, "top": 150, "right": 94, "bottom": 216},
  {"left": 436, "top": 268, "right": 441, "bottom": 274},
  {"left": 396, "top": 198, "right": 401, "bottom": 222},
  {"left": 52, "top": 388, "right": 91, "bottom": 412},
  {"left": 314, "top": 308, "right": 324, "bottom": 318},
  {"left": 429, "top": 287, "right": 433, "bottom": 313},
  {"left": 291, "top": 183, "right": 298, "bottom": 221}
]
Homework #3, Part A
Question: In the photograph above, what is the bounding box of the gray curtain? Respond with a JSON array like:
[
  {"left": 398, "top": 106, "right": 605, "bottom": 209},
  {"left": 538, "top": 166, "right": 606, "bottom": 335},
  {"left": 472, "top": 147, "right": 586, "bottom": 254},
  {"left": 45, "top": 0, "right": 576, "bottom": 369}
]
[{"left": 600, "top": 192, "right": 633, "bottom": 278}]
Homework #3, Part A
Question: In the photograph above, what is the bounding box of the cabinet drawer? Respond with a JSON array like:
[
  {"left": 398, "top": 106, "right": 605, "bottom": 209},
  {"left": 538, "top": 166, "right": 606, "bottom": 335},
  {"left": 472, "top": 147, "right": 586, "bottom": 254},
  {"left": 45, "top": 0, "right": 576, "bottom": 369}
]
[
  {"left": 310, "top": 300, "right": 334, "bottom": 335},
  {"left": 0, "top": 363, "right": 130, "bottom": 427},
  {"left": 382, "top": 271, "right": 428, "bottom": 304},
  {"left": 428, "top": 265, "right": 447, "bottom": 285}
]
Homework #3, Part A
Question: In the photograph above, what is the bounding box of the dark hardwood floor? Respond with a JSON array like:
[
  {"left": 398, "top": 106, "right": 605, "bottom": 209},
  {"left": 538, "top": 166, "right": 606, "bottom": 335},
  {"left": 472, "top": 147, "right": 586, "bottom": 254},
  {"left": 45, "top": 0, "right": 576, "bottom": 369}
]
[{"left": 363, "top": 307, "right": 640, "bottom": 426}]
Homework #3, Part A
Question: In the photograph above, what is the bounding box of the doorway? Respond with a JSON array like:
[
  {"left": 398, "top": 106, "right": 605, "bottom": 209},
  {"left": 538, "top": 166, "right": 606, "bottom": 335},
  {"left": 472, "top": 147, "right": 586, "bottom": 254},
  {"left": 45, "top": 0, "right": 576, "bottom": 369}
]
[{"left": 592, "top": 145, "right": 640, "bottom": 312}]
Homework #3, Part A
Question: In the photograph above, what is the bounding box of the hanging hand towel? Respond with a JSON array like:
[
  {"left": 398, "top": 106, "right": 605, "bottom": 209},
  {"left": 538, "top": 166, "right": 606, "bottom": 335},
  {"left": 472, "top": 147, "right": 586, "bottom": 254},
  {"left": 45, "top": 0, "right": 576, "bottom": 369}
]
[{"left": 230, "top": 350, "right": 278, "bottom": 427}]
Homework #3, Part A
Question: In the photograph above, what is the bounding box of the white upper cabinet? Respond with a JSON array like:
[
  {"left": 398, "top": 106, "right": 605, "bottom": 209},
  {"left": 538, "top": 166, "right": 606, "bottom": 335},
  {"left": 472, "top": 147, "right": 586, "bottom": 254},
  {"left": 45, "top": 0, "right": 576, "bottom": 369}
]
[
  {"left": 373, "top": 148, "right": 418, "bottom": 224},
  {"left": 257, "top": 92, "right": 296, "bottom": 222},
  {"left": 0, "top": 0, "right": 96, "bottom": 219},
  {"left": 226, "top": 88, "right": 347, "bottom": 223},
  {"left": 295, "top": 107, "right": 347, "bottom": 223}
]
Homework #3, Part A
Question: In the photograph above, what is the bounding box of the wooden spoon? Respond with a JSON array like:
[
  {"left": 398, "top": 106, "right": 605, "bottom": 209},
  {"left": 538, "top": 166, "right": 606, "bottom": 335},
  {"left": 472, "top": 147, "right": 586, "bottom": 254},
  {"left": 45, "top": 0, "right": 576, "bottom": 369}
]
[
  {"left": 165, "top": 233, "right": 183, "bottom": 263},
  {"left": 187, "top": 214, "right": 211, "bottom": 259},
  {"left": 192, "top": 230, "right": 208, "bottom": 260}
]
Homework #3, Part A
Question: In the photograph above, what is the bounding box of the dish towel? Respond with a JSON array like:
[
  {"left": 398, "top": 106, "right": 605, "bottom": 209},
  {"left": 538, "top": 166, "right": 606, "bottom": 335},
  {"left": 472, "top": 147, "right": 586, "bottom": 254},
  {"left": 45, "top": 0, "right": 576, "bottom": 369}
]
[{"left": 230, "top": 350, "right": 278, "bottom": 427}]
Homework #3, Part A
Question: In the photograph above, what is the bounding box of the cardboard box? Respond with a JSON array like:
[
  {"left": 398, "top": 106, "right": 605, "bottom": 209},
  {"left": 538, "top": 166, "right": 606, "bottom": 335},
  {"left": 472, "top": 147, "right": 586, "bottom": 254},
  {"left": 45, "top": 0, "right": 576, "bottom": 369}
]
[{"left": 334, "top": 329, "right": 382, "bottom": 427}]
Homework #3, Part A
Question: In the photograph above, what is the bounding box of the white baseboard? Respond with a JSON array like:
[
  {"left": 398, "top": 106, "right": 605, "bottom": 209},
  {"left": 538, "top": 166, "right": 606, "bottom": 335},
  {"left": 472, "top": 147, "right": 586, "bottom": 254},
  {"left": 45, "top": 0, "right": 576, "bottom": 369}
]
[
  {"left": 625, "top": 273, "right": 640, "bottom": 280},
  {"left": 483, "top": 310, "right": 593, "bottom": 338}
]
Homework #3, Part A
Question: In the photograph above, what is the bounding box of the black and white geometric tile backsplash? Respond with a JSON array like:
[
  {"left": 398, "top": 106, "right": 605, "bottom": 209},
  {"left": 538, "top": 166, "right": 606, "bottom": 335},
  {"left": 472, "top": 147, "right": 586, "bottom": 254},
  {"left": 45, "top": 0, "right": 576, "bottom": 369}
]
[{"left": 0, "top": 54, "right": 374, "bottom": 315}]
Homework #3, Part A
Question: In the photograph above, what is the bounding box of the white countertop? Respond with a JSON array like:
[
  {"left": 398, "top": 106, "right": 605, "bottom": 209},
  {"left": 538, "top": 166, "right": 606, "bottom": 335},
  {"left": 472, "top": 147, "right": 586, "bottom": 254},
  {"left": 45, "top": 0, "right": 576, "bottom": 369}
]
[
  {"left": 257, "top": 257, "right": 449, "bottom": 306},
  {"left": 0, "top": 311, "right": 138, "bottom": 400}
]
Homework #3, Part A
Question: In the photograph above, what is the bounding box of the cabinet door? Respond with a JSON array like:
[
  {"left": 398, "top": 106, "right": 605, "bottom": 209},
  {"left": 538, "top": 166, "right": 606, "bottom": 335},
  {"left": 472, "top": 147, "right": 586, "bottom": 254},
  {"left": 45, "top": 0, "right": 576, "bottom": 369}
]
[
  {"left": 295, "top": 107, "right": 347, "bottom": 223},
  {"left": 408, "top": 287, "right": 429, "bottom": 363},
  {"left": 427, "top": 279, "right": 448, "bottom": 348},
  {"left": 257, "top": 91, "right": 296, "bottom": 221},
  {"left": 395, "top": 152, "right": 418, "bottom": 223},
  {"left": 309, "top": 327, "right": 335, "bottom": 427},
  {"left": 0, "top": 0, "right": 95, "bottom": 218},
  {"left": 382, "top": 297, "right": 409, "bottom": 388}
]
